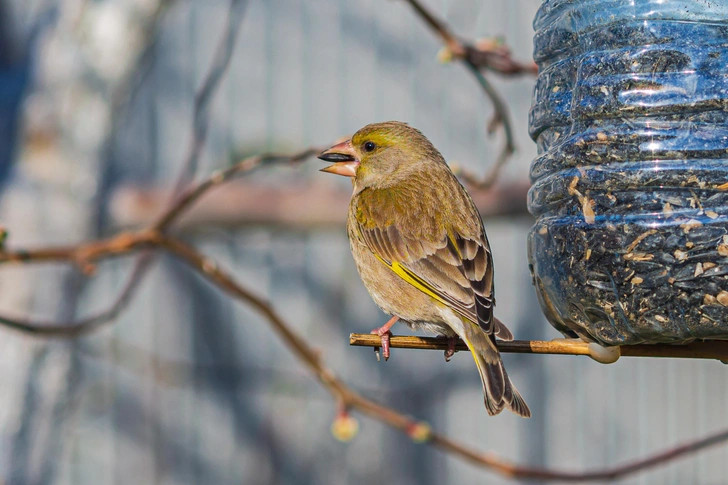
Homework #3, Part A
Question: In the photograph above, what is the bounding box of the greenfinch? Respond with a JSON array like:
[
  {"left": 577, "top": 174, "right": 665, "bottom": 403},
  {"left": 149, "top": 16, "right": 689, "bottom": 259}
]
[{"left": 319, "top": 121, "right": 530, "bottom": 417}]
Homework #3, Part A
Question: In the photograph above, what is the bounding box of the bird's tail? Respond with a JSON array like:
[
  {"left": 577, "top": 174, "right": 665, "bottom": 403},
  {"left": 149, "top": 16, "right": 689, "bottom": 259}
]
[{"left": 449, "top": 316, "right": 530, "bottom": 417}]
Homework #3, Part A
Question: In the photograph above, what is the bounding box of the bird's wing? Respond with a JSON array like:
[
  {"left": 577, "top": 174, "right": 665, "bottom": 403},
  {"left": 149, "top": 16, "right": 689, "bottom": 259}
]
[{"left": 353, "top": 187, "right": 510, "bottom": 340}]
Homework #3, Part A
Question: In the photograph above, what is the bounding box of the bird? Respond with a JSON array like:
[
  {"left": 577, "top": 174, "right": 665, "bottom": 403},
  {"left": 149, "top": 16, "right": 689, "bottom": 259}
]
[{"left": 318, "top": 121, "right": 530, "bottom": 417}]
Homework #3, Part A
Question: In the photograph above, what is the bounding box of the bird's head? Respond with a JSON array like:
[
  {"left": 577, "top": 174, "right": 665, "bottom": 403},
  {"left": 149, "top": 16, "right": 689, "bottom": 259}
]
[{"left": 318, "top": 121, "right": 443, "bottom": 191}]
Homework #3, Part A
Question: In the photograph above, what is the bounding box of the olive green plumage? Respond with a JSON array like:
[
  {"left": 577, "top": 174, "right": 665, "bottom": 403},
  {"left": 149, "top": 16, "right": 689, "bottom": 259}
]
[{"left": 327, "top": 121, "right": 529, "bottom": 417}]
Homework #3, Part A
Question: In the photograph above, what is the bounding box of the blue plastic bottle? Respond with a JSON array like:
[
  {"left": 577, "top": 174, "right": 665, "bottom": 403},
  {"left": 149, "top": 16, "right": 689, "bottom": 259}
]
[{"left": 528, "top": 0, "right": 728, "bottom": 345}]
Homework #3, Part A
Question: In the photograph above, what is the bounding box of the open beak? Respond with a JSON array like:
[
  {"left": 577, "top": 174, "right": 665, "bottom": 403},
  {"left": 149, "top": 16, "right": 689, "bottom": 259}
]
[{"left": 318, "top": 140, "right": 359, "bottom": 177}]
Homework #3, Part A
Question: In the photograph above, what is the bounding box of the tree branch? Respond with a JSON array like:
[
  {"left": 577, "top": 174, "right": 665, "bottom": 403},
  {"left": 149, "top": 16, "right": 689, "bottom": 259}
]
[{"left": 401, "top": 0, "right": 536, "bottom": 189}]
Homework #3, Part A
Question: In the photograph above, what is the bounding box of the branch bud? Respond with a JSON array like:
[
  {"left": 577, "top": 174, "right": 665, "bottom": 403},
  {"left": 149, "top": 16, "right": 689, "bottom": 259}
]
[
  {"left": 406, "top": 421, "right": 432, "bottom": 443},
  {"left": 331, "top": 410, "right": 359, "bottom": 442}
]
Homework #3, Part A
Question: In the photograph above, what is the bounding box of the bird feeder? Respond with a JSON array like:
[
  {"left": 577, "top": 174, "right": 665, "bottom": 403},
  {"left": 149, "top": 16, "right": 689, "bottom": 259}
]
[{"left": 527, "top": 0, "right": 728, "bottom": 345}]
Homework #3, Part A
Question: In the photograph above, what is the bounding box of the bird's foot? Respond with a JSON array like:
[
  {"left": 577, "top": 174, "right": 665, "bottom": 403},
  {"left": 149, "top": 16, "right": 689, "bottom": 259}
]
[
  {"left": 371, "top": 316, "right": 399, "bottom": 361},
  {"left": 436, "top": 336, "right": 458, "bottom": 362},
  {"left": 371, "top": 328, "right": 392, "bottom": 361},
  {"left": 443, "top": 337, "right": 458, "bottom": 362}
]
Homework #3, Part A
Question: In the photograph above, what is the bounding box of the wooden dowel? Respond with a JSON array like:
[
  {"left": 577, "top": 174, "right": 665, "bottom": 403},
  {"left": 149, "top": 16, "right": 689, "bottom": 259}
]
[{"left": 349, "top": 334, "right": 728, "bottom": 363}]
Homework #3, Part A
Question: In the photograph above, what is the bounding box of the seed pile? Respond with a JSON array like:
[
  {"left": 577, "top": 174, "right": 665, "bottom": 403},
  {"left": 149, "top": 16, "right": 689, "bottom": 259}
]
[{"left": 529, "top": 214, "right": 728, "bottom": 345}]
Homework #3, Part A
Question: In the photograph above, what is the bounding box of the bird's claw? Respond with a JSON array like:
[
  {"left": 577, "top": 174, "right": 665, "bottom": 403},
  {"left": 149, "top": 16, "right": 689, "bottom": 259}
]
[
  {"left": 371, "top": 328, "right": 393, "bottom": 361},
  {"left": 443, "top": 337, "right": 457, "bottom": 362}
]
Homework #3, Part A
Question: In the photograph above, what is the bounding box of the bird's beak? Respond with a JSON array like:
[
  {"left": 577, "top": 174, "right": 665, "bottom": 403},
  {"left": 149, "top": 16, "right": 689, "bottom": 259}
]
[{"left": 318, "top": 140, "right": 359, "bottom": 177}]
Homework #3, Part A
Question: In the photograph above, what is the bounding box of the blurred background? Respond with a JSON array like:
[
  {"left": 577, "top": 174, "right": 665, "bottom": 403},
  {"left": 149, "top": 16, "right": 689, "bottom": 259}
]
[{"left": 0, "top": 0, "right": 726, "bottom": 484}]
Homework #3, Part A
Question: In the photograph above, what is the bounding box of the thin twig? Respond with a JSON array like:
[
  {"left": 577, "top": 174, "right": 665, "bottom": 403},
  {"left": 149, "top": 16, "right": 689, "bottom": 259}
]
[
  {"left": 153, "top": 148, "right": 320, "bottom": 231},
  {"left": 460, "top": 63, "right": 514, "bottom": 189},
  {"left": 170, "top": 0, "right": 248, "bottom": 194},
  {"left": 429, "top": 427, "right": 728, "bottom": 481},
  {"left": 402, "top": 0, "right": 461, "bottom": 54},
  {"left": 0, "top": 231, "right": 160, "bottom": 266},
  {"left": 401, "top": 0, "right": 537, "bottom": 75},
  {"left": 349, "top": 334, "right": 728, "bottom": 362},
  {"left": 401, "top": 0, "right": 534, "bottom": 189},
  {"left": 107, "top": 0, "right": 179, "bottom": 116},
  {"left": 0, "top": 254, "right": 155, "bottom": 337}
]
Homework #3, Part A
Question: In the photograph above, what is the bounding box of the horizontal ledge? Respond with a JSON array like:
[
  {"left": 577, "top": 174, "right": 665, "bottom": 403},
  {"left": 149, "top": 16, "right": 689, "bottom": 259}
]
[{"left": 349, "top": 333, "right": 728, "bottom": 362}]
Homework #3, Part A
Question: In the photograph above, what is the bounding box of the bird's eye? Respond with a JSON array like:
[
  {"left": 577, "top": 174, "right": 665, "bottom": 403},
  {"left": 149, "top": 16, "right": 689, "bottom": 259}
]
[{"left": 363, "top": 141, "right": 376, "bottom": 152}]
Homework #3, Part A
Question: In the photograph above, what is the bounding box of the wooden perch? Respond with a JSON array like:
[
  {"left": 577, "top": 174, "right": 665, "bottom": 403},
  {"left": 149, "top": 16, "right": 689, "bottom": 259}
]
[{"left": 349, "top": 334, "right": 728, "bottom": 363}]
